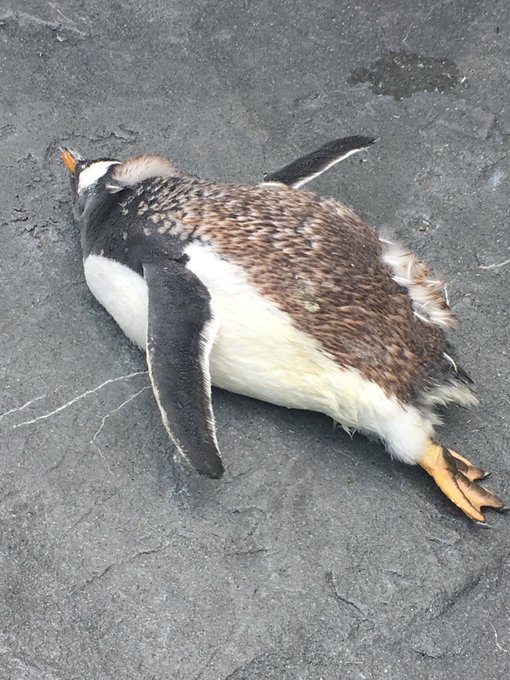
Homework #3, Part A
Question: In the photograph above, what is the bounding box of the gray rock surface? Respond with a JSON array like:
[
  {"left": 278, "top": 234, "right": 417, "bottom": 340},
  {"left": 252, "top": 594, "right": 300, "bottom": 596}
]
[{"left": 1, "top": 1, "right": 509, "bottom": 678}]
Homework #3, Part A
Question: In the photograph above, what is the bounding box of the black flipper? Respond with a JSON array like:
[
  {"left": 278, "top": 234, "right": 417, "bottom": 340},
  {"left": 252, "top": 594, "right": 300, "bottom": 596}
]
[
  {"left": 144, "top": 259, "right": 224, "bottom": 479},
  {"left": 263, "top": 135, "right": 376, "bottom": 188}
]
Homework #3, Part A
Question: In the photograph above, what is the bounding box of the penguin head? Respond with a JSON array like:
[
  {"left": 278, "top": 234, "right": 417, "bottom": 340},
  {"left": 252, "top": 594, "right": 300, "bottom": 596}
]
[
  {"left": 61, "top": 148, "right": 184, "bottom": 223},
  {"left": 60, "top": 148, "right": 121, "bottom": 222}
]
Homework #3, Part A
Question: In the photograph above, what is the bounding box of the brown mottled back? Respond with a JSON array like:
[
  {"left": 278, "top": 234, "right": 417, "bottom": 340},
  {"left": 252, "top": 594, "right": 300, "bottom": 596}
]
[{"left": 142, "top": 177, "right": 451, "bottom": 403}]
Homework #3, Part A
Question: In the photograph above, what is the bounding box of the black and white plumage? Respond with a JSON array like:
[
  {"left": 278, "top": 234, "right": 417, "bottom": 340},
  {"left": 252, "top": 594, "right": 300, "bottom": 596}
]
[
  {"left": 144, "top": 260, "right": 223, "bottom": 478},
  {"left": 263, "top": 135, "right": 376, "bottom": 187},
  {"left": 60, "top": 141, "right": 504, "bottom": 522}
]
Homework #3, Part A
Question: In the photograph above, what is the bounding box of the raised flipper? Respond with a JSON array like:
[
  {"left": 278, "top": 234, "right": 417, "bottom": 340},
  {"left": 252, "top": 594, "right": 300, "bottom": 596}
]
[
  {"left": 263, "top": 135, "right": 376, "bottom": 188},
  {"left": 144, "top": 259, "right": 224, "bottom": 478},
  {"left": 418, "top": 441, "right": 505, "bottom": 522}
]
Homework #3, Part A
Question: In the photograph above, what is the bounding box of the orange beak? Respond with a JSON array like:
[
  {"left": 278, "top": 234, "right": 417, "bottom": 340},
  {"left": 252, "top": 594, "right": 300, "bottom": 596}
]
[{"left": 60, "top": 148, "right": 77, "bottom": 173}]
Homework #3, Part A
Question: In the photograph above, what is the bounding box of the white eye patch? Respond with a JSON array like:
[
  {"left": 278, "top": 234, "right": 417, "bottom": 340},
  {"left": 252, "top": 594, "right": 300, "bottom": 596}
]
[{"left": 78, "top": 160, "right": 120, "bottom": 193}]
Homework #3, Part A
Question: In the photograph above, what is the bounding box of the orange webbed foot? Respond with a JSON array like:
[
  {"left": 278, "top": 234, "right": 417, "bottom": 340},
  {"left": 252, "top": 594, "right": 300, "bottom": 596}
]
[{"left": 418, "top": 442, "right": 505, "bottom": 522}]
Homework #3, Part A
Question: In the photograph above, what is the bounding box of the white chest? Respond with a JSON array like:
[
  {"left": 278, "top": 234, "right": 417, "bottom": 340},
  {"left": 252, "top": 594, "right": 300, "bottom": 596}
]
[{"left": 83, "top": 255, "right": 149, "bottom": 349}]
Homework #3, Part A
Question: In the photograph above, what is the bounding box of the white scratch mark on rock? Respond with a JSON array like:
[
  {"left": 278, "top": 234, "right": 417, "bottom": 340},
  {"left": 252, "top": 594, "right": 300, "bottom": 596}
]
[
  {"left": 90, "top": 385, "right": 151, "bottom": 477},
  {"left": 91, "top": 385, "right": 151, "bottom": 447},
  {"left": 13, "top": 371, "right": 148, "bottom": 429},
  {"left": 479, "top": 258, "right": 510, "bottom": 270},
  {"left": 0, "top": 393, "right": 49, "bottom": 421},
  {"left": 488, "top": 168, "right": 506, "bottom": 190},
  {"left": 1, "top": 8, "right": 87, "bottom": 37},
  {"left": 49, "top": 1, "right": 88, "bottom": 26},
  {"left": 95, "top": 447, "right": 114, "bottom": 478},
  {"left": 488, "top": 620, "right": 510, "bottom": 655}
]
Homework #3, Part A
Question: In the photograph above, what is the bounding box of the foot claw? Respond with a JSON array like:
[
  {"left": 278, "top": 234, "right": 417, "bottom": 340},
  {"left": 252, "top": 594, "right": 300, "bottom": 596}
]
[
  {"left": 448, "top": 449, "right": 486, "bottom": 481},
  {"left": 418, "top": 443, "right": 505, "bottom": 522}
]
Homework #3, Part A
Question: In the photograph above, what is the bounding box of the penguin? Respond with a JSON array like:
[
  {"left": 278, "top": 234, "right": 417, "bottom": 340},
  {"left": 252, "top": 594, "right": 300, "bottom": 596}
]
[{"left": 60, "top": 143, "right": 505, "bottom": 522}]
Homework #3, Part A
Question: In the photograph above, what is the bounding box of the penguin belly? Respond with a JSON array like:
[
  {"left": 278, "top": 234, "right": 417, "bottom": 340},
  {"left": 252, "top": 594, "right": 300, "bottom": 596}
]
[
  {"left": 184, "top": 243, "right": 429, "bottom": 461},
  {"left": 184, "top": 243, "right": 344, "bottom": 416},
  {"left": 83, "top": 249, "right": 430, "bottom": 462}
]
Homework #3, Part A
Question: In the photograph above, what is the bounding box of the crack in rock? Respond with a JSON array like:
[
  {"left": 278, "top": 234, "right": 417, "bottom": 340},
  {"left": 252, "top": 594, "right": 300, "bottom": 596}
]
[
  {"left": 325, "top": 570, "right": 370, "bottom": 617},
  {"left": 12, "top": 371, "right": 148, "bottom": 429},
  {"left": 75, "top": 542, "right": 172, "bottom": 593}
]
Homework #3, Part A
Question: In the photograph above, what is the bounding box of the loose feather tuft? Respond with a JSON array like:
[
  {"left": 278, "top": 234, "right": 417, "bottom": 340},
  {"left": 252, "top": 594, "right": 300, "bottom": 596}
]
[
  {"left": 380, "top": 239, "right": 457, "bottom": 330},
  {"left": 107, "top": 155, "right": 184, "bottom": 192}
]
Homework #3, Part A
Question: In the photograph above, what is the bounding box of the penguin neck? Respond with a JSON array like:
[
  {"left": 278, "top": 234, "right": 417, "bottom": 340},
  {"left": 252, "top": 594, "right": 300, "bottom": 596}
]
[{"left": 79, "top": 189, "right": 125, "bottom": 257}]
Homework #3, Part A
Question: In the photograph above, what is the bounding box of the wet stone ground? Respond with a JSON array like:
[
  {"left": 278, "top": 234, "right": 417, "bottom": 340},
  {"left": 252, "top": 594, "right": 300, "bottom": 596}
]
[{"left": 0, "top": 1, "right": 509, "bottom": 679}]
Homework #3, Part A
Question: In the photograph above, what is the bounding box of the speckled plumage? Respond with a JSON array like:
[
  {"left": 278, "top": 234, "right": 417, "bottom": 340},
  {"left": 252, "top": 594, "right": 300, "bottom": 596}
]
[{"left": 106, "top": 171, "right": 469, "bottom": 407}]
